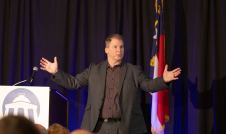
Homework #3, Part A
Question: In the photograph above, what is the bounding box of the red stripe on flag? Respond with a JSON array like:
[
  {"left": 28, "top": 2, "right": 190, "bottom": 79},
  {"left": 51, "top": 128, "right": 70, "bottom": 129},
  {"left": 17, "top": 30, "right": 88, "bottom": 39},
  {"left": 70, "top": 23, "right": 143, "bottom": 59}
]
[{"left": 156, "top": 34, "right": 169, "bottom": 125}]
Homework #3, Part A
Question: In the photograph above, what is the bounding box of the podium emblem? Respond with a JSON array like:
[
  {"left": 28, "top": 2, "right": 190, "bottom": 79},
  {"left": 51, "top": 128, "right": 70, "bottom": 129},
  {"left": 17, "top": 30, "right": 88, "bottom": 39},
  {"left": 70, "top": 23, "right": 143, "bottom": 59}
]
[{"left": 2, "top": 88, "right": 40, "bottom": 122}]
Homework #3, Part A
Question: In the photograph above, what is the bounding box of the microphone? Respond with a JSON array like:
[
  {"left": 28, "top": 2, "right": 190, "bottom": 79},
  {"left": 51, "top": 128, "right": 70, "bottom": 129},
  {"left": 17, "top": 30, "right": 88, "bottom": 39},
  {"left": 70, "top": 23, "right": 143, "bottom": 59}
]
[
  {"left": 29, "top": 66, "right": 38, "bottom": 83},
  {"left": 13, "top": 66, "right": 38, "bottom": 86}
]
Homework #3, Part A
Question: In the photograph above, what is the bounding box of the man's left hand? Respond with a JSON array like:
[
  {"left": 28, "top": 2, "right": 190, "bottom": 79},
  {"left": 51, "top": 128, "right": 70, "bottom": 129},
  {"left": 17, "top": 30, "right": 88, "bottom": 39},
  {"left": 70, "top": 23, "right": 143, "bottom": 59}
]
[{"left": 163, "top": 64, "right": 181, "bottom": 83}]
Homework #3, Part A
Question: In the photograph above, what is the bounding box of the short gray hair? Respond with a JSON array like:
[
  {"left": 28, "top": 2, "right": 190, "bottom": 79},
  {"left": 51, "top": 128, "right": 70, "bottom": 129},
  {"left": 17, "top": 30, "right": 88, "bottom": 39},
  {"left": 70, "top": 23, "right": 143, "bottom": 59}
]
[{"left": 105, "top": 34, "right": 123, "bottom": 47}]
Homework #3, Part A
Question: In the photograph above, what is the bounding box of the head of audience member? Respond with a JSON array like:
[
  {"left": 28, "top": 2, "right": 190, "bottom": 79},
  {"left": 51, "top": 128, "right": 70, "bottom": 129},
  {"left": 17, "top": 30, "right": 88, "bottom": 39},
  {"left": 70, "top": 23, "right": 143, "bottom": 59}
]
[
  {"left": 0, "top": 115, "right": 40, "bottom": 134},
  {"left": 35, "top": 123, "right": 47, "bottom": 134},
  {"left": 48, "top": 123, "right": 69, "bottom": 134},
  {"left": 70, "top": 129, "right": 91, "bottom": 134}
]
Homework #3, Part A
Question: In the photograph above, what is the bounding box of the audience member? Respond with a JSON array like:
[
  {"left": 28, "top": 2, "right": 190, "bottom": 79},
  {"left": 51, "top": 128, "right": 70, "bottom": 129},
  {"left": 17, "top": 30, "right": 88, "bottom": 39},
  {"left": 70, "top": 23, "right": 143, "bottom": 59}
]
[
  {"left": 71, "top": 129, "right": 91, "bottom": 134},
  {"left": 48, "top": 123, "right": 69, "bottom": 134},
  {"left": 0, "top": 115, "right": 40, "bottom": 134},
  {"left": 35, "top": 123, "right": 47, "bottom": 134}
]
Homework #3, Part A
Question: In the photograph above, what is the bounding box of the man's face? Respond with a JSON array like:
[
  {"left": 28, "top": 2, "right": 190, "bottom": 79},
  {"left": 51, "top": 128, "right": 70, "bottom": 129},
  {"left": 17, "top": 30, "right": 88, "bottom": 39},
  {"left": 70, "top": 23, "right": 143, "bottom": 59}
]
[{"left": 105, "top": 38, "right": 124, "bottom": 63}]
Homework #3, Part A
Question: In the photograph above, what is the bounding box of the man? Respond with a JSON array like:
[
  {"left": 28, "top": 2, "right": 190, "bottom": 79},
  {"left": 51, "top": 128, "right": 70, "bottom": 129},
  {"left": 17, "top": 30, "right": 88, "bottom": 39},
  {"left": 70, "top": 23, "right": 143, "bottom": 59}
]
[
  {"left": 35, "top": 124, "right": 47, "bottom": 134},
  {"left": 48, "top": 123, "right": 70, "bottom": 134},
  {"left": 40, "top": 34, "right": 181, "bottom": 134},
  {"left": 0, "top": 115, "right": 40, "bottom": 134},
  {"left": 71, "top": 129, "right": 91, "bottom": 134}
]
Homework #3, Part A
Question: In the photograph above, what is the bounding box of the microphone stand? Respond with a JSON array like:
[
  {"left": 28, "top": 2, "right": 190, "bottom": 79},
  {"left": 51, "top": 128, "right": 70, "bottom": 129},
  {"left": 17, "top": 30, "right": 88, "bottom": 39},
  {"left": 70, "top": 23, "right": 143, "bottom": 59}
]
[
  {"left": 13, "top": 79, "right": 28, "bottom": 86},
  {"left": 12, "top": 66, "right": 38, "bottom": 86}
]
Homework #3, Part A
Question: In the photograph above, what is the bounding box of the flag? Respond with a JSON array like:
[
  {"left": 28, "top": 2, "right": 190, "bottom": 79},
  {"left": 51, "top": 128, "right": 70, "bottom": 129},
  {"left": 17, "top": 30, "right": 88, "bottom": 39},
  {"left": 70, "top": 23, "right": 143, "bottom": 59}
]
[{"left": 150, "top": 0, "right": 169, "bottom": 134}]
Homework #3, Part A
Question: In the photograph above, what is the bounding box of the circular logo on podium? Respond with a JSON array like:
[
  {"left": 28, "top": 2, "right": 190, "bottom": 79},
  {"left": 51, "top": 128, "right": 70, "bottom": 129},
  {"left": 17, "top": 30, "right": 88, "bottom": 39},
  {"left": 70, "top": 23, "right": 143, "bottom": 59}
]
[{"left": 2, "top": 88, "right": 40, "bottom": 121}]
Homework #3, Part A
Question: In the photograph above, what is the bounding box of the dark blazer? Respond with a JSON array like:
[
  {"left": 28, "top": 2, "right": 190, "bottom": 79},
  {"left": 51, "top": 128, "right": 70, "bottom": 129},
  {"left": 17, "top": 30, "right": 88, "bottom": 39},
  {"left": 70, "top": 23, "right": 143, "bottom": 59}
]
[{"left": 52, "top": 61, "right": 169, "bottom": 134}]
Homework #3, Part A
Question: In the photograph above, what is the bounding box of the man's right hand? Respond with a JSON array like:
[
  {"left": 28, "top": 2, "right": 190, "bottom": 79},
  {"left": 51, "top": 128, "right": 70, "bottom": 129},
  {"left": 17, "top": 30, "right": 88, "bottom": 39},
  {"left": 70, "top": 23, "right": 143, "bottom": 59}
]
[{"left": 40, "top": 57, "right": 58, "bottom": 74}]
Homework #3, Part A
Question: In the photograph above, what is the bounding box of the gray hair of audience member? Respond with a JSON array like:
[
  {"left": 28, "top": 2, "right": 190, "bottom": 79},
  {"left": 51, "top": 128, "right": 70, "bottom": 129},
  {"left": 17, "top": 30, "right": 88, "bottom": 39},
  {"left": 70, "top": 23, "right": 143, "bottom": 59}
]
[
  {"left": 48, "top": 123, "right": 69, "bottom": 134},
  {"left": 0, "top": 115, "right": 40, "bottom": 134},
  {"left": 70, "top": 129, "right": 91, "bottom": 134}
]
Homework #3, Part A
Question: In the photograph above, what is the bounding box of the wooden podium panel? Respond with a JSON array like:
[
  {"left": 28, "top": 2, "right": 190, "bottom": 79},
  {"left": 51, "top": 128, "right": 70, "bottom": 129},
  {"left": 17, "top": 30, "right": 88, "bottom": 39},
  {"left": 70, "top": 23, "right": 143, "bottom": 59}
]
[{"left": 49, "top": 88, "right": 68, "bottom": 128}]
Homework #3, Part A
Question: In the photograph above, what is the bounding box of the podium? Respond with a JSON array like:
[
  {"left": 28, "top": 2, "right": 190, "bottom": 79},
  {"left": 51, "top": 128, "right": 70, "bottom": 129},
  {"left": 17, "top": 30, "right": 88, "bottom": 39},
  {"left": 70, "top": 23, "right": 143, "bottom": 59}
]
[{"left": 0, "top": 86, "right": 68, "bottom": 129}]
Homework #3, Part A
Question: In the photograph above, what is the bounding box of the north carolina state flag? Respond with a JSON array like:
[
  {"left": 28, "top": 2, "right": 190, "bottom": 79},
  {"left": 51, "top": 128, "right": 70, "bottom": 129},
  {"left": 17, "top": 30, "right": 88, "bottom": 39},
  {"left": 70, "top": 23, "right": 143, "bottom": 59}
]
[{"left": 150, "top": 0, "right": 169, "bottom": 133}]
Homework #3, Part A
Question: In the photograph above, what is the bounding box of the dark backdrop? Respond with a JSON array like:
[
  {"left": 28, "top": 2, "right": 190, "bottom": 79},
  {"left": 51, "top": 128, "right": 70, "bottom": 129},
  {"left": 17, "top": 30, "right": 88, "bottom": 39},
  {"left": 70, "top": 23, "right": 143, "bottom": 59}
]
[{"left": 0, "top": 0, "right": 225, "bottom": 134}]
